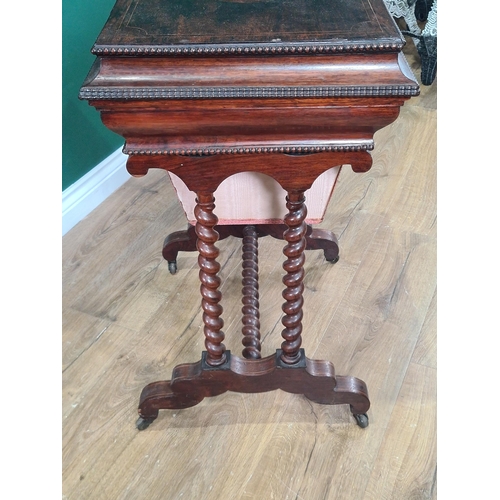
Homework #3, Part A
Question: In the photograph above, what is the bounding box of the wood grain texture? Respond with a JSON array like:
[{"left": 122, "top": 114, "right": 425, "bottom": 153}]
[
  {"left": 364, "top": 362, "right": 437, "bottom": 500},
  {"left": 63, "top": 35, "right": 436, "bottom": 500}
]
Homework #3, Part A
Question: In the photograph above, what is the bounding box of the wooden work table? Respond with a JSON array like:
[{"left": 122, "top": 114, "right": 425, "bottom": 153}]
[{"left": 80, "top": 0, "right": 419, "bottom": 430}]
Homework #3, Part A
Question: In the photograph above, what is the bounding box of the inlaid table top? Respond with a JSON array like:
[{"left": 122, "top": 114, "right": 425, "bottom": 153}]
[{"left": 91, "top": 0, "right": 405, "bottom": 54}]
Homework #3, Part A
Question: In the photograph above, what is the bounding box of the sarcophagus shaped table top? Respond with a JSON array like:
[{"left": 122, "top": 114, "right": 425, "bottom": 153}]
[
  {"left": 78, "top": 0, "right": 420, "bottom": 154},
  {"left": 80, "top": 0, "right": 418, "bottom": 224}
]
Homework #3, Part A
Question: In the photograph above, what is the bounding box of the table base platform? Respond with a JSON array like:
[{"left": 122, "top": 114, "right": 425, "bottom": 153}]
[
  {"left": 137, "top": 222, "right": 369, "bottom": 430},
  {"left": 137, "top": 349, "right": 370, "bottom": 430}
]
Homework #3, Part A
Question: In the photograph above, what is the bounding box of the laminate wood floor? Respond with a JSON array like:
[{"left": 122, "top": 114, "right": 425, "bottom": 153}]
[{"left": 62, "top": 41, "right": 437, "bottom": 500}]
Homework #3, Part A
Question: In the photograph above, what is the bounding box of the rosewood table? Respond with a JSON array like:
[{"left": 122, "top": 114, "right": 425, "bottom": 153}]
[{"left": 79, "top": 0, "right": 419, "bottom": 430}]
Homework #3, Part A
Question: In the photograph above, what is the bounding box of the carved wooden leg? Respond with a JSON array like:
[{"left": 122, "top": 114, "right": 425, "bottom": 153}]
[
  {"left": 195, "top": 193, "right": 227, "bottom": 367},
  {"left": 241, "top": 225, "right": 261, "bottom": 359},
  {"left": 280, "top": 192, "right": 307, "bottom": 365},
  {"left": 162, "top": 224, "right": 197, "bottom": 274},
  {"left": 163, "top": 223, "right": 339, "bottom": 273},
  {"left": 306, "top": 228, "right": 340, "bottom": 263},
  {"left": 163, "top": 224, "right": 246, "bottom": 274},
  {"left": 137, "top": 197, "right": 368, "bottom": 430},
  {"left": 136, "top": 350, "right": 370, "bottom": 429}
]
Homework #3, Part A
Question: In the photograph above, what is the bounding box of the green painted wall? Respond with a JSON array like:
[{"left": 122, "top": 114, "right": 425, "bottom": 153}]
[{"left": 62, "top": 0, "right": 124, "bottom": 191}]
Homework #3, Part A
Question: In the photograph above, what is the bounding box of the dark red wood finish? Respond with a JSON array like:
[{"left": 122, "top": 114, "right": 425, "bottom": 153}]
[
  {"left": 241, "top": 225, "right": 261, "bottom": 360},
  {"left": 137, "top": 350, "right": 370, "bottom": 429},
  {"left": 162, "top": 223, "right": 339, "bottom": 273},
  {"left": 80, "top": 0, "right": 419, "bottom": 429}
]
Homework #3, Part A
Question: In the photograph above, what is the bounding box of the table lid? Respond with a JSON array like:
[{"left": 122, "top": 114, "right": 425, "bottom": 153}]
[{"left": 92, "top": 0, "right": 405, "bottom": 56}]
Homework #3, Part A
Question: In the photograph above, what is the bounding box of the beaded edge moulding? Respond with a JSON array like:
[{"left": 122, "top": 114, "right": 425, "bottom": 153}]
[
  {"left": 79, "top": 85, "right": 419, "bottom": 100},
  {"left": 123, "top": 143, "right": 375, "bottom": 156},
  {"left": 91, "top": 40, "right": 405, "bottom": 56}
]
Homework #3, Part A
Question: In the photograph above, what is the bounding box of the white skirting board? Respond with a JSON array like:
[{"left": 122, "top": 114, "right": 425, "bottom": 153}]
[{"left": 62, "top": 147, "right": 129, "bottom": 236}]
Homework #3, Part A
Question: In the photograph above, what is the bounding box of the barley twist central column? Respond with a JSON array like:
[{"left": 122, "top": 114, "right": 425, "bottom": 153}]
[{"left": 241, "top": 225, "right": 261, "bottom": 359}]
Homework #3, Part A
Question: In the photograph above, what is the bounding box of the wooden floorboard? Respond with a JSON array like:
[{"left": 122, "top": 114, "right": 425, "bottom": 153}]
[{"left": 62, "top": 40, "right": 437, "bottom": 499}]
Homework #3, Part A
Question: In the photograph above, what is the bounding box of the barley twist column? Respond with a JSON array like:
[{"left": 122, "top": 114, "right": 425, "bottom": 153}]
[
  {"left": 280, "top": 192, "right": 307, "bottom": 364},
  {"left": 195, "top": 193, "right": 226, "bottom": 366},
  {"left": 241, "top": 225, "right": 261, "bottom": 359}
]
